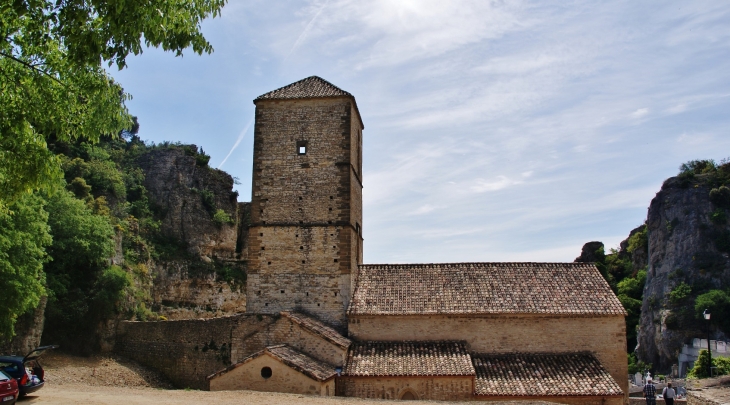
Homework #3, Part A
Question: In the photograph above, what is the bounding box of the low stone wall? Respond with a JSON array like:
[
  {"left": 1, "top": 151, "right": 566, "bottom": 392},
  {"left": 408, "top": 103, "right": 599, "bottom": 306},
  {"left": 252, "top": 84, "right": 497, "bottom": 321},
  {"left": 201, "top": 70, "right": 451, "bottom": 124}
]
[
  {"left": 115, "top": 312, "right": 347, "bottom": 390},
  {"left": 115, "top": 314, "right": 277, "bottom": 389}
]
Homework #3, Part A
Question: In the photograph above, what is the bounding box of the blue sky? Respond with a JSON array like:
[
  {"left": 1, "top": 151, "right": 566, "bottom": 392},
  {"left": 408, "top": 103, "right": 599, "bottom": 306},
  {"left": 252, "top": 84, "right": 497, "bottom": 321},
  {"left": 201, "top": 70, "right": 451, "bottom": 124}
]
[{"left": 110, "top": 0, "right": 730, "bottom": 264}]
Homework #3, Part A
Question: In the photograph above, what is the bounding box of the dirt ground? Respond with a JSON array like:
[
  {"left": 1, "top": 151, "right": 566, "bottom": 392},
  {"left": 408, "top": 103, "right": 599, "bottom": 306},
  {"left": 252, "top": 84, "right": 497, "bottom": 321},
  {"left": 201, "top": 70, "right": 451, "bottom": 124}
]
[{"left": 16, "top": 352, "right": 555, "bottom": 405}]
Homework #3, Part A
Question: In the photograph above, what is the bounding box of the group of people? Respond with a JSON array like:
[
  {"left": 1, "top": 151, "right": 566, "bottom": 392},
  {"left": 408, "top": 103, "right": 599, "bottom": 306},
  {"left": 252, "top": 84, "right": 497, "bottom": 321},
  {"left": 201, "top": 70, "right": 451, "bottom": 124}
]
[{"left": 643, "top": 378, "right": 677, "bottom": 405}]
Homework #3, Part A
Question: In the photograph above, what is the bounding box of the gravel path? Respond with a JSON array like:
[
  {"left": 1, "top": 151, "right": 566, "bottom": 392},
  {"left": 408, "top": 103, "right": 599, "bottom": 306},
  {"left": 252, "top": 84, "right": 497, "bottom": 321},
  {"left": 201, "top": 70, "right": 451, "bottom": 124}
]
[{"left": 19, "top": 352, "right": 555, "bottom": 405}]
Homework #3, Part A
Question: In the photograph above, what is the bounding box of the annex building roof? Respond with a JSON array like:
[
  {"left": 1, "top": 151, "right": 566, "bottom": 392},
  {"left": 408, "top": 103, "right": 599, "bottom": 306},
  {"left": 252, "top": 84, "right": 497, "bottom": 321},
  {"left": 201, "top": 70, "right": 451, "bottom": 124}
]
[
  {"left": 281, "top": 311, "right": 351, "bottom": 349},
  {"left": 342, "top": 341, "right": 474, "bottom": 377},
  {"left": 207, "top": 344, "right": 337, "bottom": 382},
  {"left": 473, "top": 352, "right": 623, "bottom": 397},
  {"left": 349, "top": 262, "right": 626, "bottom": 316}
]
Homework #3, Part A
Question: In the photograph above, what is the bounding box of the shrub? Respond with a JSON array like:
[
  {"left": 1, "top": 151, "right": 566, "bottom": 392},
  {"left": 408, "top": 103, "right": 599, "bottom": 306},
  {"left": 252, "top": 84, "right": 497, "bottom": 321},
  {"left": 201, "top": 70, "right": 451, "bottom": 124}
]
[
  {"left": 213, "top": 209, "right": 233, "bottom": 226},
  {"left": 680, "top": 160, "right": 716, "bottom": 175},
  {"left": 710, "top": 186, "right": 730, "bottom": 208},
  {"left": 669, "top": 282, "right": 692, "bottom": 304},
  {"left": 627, "top": 227, "right": 648, "bottom": 254},
  {"left": 695, "top": 290, "right": 730, "bottom": 334},
  {"left": 710, "top": 209, "right": 727, "bottom": 225}
]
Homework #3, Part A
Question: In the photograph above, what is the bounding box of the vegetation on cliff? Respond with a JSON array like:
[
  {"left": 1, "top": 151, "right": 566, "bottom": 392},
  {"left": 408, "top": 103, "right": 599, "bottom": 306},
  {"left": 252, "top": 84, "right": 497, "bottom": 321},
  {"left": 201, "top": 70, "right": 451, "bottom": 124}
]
[{"left": 1, "top": 129, "right": 243, "bottom": 352}]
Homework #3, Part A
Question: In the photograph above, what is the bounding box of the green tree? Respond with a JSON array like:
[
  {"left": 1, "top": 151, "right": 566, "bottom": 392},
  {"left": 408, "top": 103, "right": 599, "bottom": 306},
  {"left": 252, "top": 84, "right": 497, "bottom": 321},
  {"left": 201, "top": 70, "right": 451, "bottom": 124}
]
[
  {"left": 695, "top": 290, "right": 730, "bottom": 335},
  {"left": 0, "top": 0, "right": 226, "bottom": 205},
  {"left": 0, "top": 194, "right": 51, "bottom": 341},
  {"left": 42, "top": 189, "right": 116, "bottom": 352}
]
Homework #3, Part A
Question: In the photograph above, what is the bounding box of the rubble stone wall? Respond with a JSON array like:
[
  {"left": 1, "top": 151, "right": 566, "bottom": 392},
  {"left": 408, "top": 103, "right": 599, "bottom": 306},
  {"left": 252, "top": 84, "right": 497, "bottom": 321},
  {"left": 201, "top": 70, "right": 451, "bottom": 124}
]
[
  {"left": 115, "top": 312, "right": 345, "bottom": 389},
  {"left": 338, "top": 376, "right": 473, "bottom": 401}
]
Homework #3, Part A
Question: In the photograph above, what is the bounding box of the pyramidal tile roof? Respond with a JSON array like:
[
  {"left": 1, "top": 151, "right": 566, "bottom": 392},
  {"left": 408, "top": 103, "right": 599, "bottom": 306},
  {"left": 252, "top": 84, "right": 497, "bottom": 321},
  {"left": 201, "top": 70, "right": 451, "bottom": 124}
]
[
  {"left": 255, "top": 76, "right": 353, "bottom": 101},
  {"left": 343, "top": 341, "right": 474, "bottom": 377},
  {"left": 473, "top": 352, "right": 623, "bottom": 397},
  {"left": 348, "top": 262, "right": 626, "bottom": 316}
]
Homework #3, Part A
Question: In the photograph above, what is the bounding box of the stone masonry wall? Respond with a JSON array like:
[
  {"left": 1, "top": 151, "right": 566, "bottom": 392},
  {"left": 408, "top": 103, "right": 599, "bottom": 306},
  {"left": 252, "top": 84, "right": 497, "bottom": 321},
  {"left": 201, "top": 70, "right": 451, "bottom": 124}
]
[
  {"left": 115, "top": 313, "right": 346, "bottom": 389},
  {"left": 246, "top": 98, "right": 363, "bottom": 329},
  {"left": 349, "top": 314, "right": 629, "bottom": 403},
  {"left": 338, "top": 376, "right": 473, "bottom": 401}
]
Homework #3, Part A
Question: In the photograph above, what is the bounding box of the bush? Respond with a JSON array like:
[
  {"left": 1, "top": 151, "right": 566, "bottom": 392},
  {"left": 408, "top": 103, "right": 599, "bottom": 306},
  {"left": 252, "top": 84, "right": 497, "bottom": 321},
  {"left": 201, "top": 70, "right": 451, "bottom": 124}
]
[
  {"left": 710, "top": 209, "right": 727, "bottom": 225},
  {"left": 680, "top": 160, "right": 716, "bottom": 175},
  {"left": 213, "top": 209, "right": 233, "bottom": 226},
  {"left": 710, "top": 186, "right": 730, "bottom": 208},
  {"left": 695, "top": 290, "right": 730, "bottom": 334},
  {"left": 669, "top": 282, "right": 692, "bottom": 304}
]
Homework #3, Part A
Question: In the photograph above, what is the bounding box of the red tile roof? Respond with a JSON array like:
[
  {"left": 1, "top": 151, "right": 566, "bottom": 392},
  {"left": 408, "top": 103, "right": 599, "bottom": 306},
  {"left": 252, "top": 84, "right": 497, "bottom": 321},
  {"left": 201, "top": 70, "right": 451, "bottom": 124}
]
[
  {"left": 473, "top": 352, "right": 623, "bottom": 397},
  {"left": 255, "top": 76, "right": 353, "bottom": 101},
  {"left": 281, "top": 311, "right": 351, "bottom": 349},
  {"left": 343, "top": 341, "right": 474, "bottom": 377},
  {"left": 207, "top": 345, "right": 337, "bottom": 382},
  {"left": 349, "top": 263, "right": 626, "bottom": 316}
]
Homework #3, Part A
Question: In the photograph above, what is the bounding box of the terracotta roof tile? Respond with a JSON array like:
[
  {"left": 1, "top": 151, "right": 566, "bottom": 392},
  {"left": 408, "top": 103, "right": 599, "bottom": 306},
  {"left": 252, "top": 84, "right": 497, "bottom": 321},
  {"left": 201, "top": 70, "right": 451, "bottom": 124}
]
[
  {"left": 266, "top": 345, "right": 337, "bottom": 381},
  {"left": 207, "top": 345, "right": 336, "bottom": 382},
  {"left": 473, "top": 352, "right": 623, "bottom": 397},
  {"left": 343, "top": 341, "right": 474, "bottom": 377},
  {"left": 281, "top": 312, "right": 351, "bottom": 349},
  {"left": 349, "top": 263, "right": 626, "bottom": 316},
  {"left": 255, "top": 76, "right": 353, "bottom": 101}
]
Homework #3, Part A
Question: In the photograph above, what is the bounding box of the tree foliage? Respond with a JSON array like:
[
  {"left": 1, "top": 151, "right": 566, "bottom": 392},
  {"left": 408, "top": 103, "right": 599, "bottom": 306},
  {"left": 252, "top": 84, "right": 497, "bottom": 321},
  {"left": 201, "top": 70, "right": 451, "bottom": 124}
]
[
  {"left": 0, "top": 194, "right": 51, "bottom": 341},
  {"left": 0, "top": 0, "right": 226, "bottom": 205}
]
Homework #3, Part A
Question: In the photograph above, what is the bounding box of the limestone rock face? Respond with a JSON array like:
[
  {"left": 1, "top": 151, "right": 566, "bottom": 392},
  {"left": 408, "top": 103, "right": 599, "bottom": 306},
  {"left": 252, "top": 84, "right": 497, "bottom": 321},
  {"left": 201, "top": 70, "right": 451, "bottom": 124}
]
[
  {"left": 137, "top": 147, "right": 239, "bottom": 260},
  {"left": 575, "top": 241, "right": 605, "bottom": 263},
  {"left": 150, "top": 261, "right": 247, "bottom": 320},
  {"left": 637, "top": 176, "right": 730, "bottom": 370}
]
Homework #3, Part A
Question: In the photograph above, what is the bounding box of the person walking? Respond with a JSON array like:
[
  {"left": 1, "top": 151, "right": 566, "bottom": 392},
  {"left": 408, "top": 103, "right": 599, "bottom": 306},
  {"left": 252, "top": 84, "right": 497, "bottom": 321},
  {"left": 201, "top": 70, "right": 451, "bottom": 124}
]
[
  {"left": 643, "top": 377, "right": 657, "bottom": 405},
  {"left": 662, "top": 382, "right": 676, "bottom": 405}
]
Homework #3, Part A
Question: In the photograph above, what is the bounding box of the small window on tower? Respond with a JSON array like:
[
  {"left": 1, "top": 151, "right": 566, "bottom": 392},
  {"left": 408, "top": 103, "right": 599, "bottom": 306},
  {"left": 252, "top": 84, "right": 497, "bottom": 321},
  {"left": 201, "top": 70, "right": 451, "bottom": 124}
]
[{"left": 297, "top": 141, "right": 307, "bottom": 155}]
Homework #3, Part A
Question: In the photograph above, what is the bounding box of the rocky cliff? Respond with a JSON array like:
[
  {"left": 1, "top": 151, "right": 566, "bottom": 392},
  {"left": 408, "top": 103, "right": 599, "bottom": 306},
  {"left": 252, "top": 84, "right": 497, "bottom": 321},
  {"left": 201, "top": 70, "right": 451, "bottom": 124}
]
[
  {"left": 135, "top": 147, "right": 250, "bottom": 319},
  {"left": 637, "top": 172, "right": 730, "bottom": 370}
]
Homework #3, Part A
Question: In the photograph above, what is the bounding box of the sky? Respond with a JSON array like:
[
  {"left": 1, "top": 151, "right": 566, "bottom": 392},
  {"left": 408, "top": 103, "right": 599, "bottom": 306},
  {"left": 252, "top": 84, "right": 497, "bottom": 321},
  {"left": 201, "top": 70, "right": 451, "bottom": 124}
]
[{"left": 110, "top": 0, "right": 730, "bottom": 264}]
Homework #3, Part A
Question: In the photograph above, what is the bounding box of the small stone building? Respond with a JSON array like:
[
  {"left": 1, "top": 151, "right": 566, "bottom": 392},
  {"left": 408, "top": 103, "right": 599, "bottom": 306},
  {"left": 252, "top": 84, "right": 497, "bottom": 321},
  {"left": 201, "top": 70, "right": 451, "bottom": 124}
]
[{"left": 208, "top": 344, "right": 336, "bottom": 396}]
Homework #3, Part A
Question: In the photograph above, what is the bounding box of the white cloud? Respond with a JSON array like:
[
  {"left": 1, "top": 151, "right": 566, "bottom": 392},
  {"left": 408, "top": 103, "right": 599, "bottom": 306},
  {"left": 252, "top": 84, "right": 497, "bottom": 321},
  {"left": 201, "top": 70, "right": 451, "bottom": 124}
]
[
  {"left": 631, "top": 108, "right": 649, "bottom": 118},
  {"left": 409, "top": 204, "right": 441, "bottom": 215},
  {"left": 470, "top": 176, "right": 522, "bottom": 193}
]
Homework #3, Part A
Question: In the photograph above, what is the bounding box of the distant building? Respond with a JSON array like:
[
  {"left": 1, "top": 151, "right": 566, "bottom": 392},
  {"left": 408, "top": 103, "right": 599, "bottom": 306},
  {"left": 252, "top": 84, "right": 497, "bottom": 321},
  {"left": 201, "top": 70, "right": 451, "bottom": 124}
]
[{"left": 205, "top": 76, "right": 629, "bottom": 404}]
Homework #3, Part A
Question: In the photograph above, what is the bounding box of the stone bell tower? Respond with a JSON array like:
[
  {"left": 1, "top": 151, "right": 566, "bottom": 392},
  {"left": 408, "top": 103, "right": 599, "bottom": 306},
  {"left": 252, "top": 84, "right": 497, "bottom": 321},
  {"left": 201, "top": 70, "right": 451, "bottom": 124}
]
[{"left": 245, "top": 76, "right": 364, "bottom": 329}]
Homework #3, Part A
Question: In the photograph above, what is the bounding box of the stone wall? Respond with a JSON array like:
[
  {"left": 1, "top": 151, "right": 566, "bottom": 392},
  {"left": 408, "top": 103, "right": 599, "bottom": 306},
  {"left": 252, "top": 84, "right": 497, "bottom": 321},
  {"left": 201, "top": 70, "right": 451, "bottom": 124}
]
[
  {"left": 115, "top": 312, "right": 346, "bottom": 389},
  {"left": 348, "top": 314, "right": 629, "bottom": 402},
  {"left": 338, "top": 376, "right": 473, "bottom": 401},
  {"left": 209, "top": 354, "right": 335, "bottom": 395},
  {"left": 246, "top": 98, "right": 363, "bottom": 329}
]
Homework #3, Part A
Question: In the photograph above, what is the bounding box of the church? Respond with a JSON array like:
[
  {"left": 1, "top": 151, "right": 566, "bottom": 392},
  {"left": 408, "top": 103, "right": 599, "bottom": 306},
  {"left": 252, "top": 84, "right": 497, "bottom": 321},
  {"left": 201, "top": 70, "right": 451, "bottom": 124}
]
[{"left": 203, "top": 76, "right": 629, "bottom": 404}]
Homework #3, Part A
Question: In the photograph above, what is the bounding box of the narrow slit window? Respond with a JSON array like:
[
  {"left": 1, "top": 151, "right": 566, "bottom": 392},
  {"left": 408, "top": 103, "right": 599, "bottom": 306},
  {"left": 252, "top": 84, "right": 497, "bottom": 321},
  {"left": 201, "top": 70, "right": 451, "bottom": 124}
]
[{"left": 297, "top": 141, "right": 307, "bottom": 155}]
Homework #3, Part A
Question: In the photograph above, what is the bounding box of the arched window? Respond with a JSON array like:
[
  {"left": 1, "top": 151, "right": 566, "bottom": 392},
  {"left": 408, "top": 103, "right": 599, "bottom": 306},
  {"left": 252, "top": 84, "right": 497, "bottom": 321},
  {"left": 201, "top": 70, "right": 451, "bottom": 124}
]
[{"left": 261, "top": 366, "right": 272, "bottom": 379}]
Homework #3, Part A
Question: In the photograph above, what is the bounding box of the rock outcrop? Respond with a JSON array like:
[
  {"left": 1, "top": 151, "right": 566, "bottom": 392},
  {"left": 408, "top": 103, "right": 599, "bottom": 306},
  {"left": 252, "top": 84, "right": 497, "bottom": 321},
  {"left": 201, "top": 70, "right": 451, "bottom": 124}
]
[
  {"left": 637, "top": 175, "right": 730, "bottom": 370},
  {"left": 137, "top": 147, "right": 240, "bottom": 260}
]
